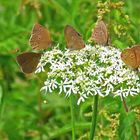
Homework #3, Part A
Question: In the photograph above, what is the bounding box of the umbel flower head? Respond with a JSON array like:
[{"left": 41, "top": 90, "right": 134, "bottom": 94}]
[{"left": 35, "top": 44, "right": 140, "bottom": 105}]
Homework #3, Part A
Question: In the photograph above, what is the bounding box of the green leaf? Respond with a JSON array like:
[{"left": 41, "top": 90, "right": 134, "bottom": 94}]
[{"left": 119, "top": 112, "right": 136, "bottom": 140}]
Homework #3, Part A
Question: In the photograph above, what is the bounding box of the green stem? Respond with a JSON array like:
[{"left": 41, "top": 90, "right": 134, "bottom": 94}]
[
  {"left": 38, "top": 92, "right": 43, "bottom": 140},
  {"left": 70, "top": 95, "right": 76, "bottom": 140},
  {"left": 89, "top": 95, "right": 99, "bottom": 140}
]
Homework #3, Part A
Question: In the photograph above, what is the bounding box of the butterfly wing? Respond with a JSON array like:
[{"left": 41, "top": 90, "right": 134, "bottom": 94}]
[
  {"left": 91, "top": 20, "right": 108, "bottom": 45},
  {"left": 132, "top": 45, "right": 140, "bottom": 67},
  {"left": 64, "top": 25, "right": 85, "bottom": 50},
  {"left": 29, "top": 23, "right": 52, "bottom": 50},
  {"left": 16, "top": 52, "right": 41, "bottom": 74},
  {"left": 121, "top": 48, "right": 137, "bottom": 68}
]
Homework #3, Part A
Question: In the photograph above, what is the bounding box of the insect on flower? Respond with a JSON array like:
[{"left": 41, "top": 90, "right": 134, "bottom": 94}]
[
  {"left": 91, "top": 20, "right": 109, "bottom": 45},
  {"left": 16, "top": 23, "right": 53, "bottom": 74},
  {"left": 121, "top": 45, "right": 140, "bottom": 69}
]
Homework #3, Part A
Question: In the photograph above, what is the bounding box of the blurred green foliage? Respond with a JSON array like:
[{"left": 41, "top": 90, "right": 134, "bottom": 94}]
[{"left": 0, "top": 0, "right": 140, "bottom": 139}]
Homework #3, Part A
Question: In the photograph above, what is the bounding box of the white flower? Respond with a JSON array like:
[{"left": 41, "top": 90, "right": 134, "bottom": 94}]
[
  {"left": 35, "top": 65, "right": 45, "bottom": 73},
  {"left": 40, "top": 79, "right": 58, "bottom": 93},
  {"left": 126, "top": 87, "right": 139, "bottom": 96},
  {"left": 77, "top": 96, "right": 85, "bottom": 105},
  {"left": 37, "top": 44, "right": 140, "bottom": 105}
]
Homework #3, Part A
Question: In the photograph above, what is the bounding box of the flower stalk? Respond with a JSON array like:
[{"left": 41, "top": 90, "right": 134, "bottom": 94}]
[
  {"left": 122, "top": 95, "right": 129, "bottom": 112},
  {"left": 70, "top": 95, "right": 76, "bottom": 140},
  {"left": 89, "top": 94, "right": 99, "bottom": 140}
]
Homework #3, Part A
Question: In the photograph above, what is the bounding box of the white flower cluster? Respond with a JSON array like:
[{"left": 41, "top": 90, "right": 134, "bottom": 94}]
[{"left": 36, "top": 44, "right": 140, "bottom": 105}]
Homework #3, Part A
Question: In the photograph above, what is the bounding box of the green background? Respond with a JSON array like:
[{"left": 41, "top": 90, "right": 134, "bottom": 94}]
[{"left": 0, "top": 0, "right": 140, "bottom": 139}]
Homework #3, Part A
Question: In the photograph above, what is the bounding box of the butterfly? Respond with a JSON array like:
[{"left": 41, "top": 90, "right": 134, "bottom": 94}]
[
  {"left": 64, "top": 25, "right": 85, "bottom": 50},
  {"left": 121, "top": 45, "right": 140, "bottom": 69},
  {"left": 29, "top": 23, "right": 52, "bottom": 50},
  {"left": 16, "top": 23, "right": 52, "bottom": 74},
  {"left": 16, "top": 52, "right": 41, "bottom": 74},
  {"left": 91, "top": 20, "right": 108, "bottom": 45}
]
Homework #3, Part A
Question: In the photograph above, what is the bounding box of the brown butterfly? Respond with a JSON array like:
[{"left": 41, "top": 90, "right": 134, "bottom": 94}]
[
  {"left": 17, "top": 23, "right": 51, "bottom": 74},
  {"left": 64, "top": 25, "right": 85, "bottom": 50},
  {"left": 91, "top": 20, "right": 108, "bottom": 45},
  {"left": 16, "top": 52, "right": 41, "bottom": 74},
  {"left": 121, "top": 45, "right": 140, "bottom": 69},
  {"left": 29, "top": 23, "right": 52, "bottom": 50}
]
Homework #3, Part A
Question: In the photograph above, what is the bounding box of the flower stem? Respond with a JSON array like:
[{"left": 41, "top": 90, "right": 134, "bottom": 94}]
[
  {"left": 89, "top": 94, "right": 99, "bottom": 140},
  {"left": 70, "top": 95, "right": 76, "bottom": 140},
  {"left": 122, "top": 96, "right": 129, "bottom": 112}
]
